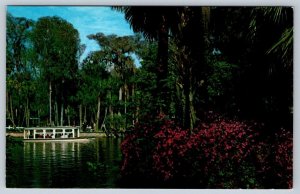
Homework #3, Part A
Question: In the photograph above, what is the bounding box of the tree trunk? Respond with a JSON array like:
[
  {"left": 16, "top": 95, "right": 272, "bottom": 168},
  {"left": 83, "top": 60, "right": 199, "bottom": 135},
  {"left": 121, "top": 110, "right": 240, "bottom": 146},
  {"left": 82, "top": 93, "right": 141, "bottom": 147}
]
[
  {"left": 119, "top": 87, "right": 123, "bottom": 101},
  {"left": 79, "top": 104, "right": 82, "bottom": 127},
  {"left": 16, "top": 108, "right": 20, "bottom": 127},
  {"left": 180, "top": 69, "right": 196, "bottom": 131},
  {"left": 55, "top": 101, "right": 58, "bottom": 126},
  {"left": 157, "top": 15, "right": 169, "bottom": 114},
  {"left": 118, "top": 87, "right": 122, "bottom": 115},
  {"left": 109, "top": 90, "right": 113, "bottom": 115},
  {"left": 95, "top": 95, "right": 101, "bottom": 132},
  {"left": 7, "top": 93, "right": 16, "bottom": 127},
  {"left": 60, "top": 102, "right": 64, "bottom": 126},
  {"left": 176, "top": 7, "right": 208, "bottom": 130},
  {"left": 14, "top": 108, "right": 17, "bottom": 126},
  {"left": 109, "top": 104, "right": 113, "bottom": 116},
  {"left": 23, "top": 104, "right": 27, "bottom": 127},
  {"left": 183, "top": 70, "right": 191, "bottom": 130},
  {"left": 67, "top": 106, "right": 71, "bottom": 126},
  {"left": 84, "top": 106, "right": 87, "bottom": 122},
  {"left": 109, "top": 91, "right": 114, "bottom": 129},
  {"left": 189, "top": 88, "right": 196, "bottom": 131},
  {"left": 25, "top": 97, "right": 30, "bottom": 127},
  {"left": 49, "top": 81, "right": 52, "bottom": 126},
  {"left": 132, "top": 84, "right": 136, "bottom": 125},
  {"left": 124, "top": 83, "right": 127, "bottom": 129},
  {"left": 91, "top": 115, "right": 95, "bottom": 129},
  {"left": 124, "top": 84, "right": 127, "bottom": 115}
]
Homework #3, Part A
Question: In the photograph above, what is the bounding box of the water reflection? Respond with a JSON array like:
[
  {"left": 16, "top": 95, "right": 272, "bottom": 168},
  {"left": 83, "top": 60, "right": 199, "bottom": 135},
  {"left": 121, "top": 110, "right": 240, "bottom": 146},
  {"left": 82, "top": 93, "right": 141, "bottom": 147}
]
[{"left": 7, "top": 138, "right": 122, "bottom": 188}]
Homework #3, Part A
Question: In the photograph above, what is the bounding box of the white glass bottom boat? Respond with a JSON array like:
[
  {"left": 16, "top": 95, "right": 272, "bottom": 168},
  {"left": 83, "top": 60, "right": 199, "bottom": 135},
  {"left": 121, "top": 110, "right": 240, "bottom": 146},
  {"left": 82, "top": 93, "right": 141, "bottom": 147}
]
[{"left": 23, "top": 127, "right": 89, "bottom": 142}]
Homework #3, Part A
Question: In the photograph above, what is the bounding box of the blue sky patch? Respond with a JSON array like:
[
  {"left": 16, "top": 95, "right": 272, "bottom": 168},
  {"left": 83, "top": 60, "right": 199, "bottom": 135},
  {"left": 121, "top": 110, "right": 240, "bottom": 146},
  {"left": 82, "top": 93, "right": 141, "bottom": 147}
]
[{"left": 7, "top": 6, "right": 135, "bottom": 61}]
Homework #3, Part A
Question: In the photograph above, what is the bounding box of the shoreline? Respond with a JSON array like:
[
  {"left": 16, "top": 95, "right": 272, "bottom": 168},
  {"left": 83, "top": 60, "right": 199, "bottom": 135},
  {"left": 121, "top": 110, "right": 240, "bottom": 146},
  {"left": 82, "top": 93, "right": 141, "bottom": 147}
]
[{"left": 6, "top": 132, "right": 108, "bottom": 138}]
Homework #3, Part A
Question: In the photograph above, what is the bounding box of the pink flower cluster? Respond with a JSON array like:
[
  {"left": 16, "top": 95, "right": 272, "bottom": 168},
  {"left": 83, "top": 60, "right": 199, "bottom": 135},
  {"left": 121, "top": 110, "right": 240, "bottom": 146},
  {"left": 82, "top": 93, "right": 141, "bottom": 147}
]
[
  {"left": 151, "top": 115, "right": 259, "bottom": 181},
  {"left": 120, "top": 113, "right": 292, "bottom": 188}
]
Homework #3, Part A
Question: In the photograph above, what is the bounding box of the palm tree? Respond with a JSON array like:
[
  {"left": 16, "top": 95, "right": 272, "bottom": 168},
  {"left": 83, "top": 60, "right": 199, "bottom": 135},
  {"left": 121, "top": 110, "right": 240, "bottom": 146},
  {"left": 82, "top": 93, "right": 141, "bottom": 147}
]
[
  {"left": 114, "top": 6, "right": 211, "bottom": 129},
  {"left": 264, "top": 7, "right": 293, "bottom": 69},
  {"left": 170, "top": 7, "right": 211, "bottom": 130},
  {"left": 113, "top": 6, "right": 178, "bottom": 114},
  {"left": 114, "top": 7, "right": 210, "bottom": 129},
  {"left": 250, "top": 7, "right": 293, "bottom": 69}
]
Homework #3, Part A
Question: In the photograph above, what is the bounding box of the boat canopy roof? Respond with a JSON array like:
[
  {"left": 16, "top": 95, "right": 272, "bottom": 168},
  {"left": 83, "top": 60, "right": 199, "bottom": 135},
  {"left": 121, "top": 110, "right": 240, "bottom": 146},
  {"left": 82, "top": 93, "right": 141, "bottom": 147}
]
[{"left": 25, "top": 127, "right": 79, "bottom": 130}]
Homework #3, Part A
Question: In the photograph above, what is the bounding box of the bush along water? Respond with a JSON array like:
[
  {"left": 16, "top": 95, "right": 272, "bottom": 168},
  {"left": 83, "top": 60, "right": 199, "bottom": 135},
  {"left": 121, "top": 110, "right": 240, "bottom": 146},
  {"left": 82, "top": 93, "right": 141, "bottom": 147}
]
[{"left": 119, "top": 113, "right": 292, "bottom": 188}]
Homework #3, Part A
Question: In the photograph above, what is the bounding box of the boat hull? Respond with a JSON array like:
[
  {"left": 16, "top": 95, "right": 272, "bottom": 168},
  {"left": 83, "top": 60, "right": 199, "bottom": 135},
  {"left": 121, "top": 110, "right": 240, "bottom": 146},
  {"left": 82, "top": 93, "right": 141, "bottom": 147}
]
[{"left": 23, "top": 137, "right": 92, "bottom": 143}]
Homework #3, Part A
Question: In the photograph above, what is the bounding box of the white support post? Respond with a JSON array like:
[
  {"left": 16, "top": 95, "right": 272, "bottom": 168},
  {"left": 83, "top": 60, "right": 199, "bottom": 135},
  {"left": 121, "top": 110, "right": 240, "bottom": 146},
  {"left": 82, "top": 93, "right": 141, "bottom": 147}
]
[
  {"left": 43, "top": 129, "right": 46, "bottom": 139},
  {"left": 72, "top": 128, "right": 75, "bottom": 138},
  {"left": 62, "top": 128, "right": 65, "bottom": 138},
  {"left": 33, "top": 130, "right": 36, "bottom": 139},
  {"left": 53, "top": 129, "right": 56, "bottom": 139}
]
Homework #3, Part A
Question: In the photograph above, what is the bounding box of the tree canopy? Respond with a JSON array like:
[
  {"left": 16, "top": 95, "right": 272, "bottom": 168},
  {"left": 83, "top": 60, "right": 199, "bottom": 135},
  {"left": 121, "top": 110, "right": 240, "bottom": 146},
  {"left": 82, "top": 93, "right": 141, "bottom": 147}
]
[{"left": 6, "top": 6, "right": 293, "bottom": 130}]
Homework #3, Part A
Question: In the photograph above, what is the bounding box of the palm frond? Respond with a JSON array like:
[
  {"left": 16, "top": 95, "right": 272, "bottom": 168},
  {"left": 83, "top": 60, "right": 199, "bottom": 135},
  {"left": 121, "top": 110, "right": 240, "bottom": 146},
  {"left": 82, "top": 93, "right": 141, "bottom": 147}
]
[{"left": 267, "top": 27, "right": 293, "bottom": 67}]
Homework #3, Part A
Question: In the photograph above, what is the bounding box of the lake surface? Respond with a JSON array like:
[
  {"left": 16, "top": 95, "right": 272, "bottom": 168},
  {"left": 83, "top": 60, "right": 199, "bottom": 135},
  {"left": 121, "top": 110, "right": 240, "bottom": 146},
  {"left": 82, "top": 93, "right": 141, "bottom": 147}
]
[{"left": 6, "top": 137, "right": 123, "bottom": 188}]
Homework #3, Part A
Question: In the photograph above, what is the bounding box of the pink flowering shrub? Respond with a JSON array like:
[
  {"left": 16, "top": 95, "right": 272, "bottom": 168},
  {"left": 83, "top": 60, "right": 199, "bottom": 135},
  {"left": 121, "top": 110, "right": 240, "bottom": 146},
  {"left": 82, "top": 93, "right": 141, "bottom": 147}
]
[
  {"left": 186, "top": 118, "right": 261, "bottom": 188},
  {"left": 120, "top": 113, "right": 292, "bottom": 188},
  {"left": 120, "top": 117, "right": 156, "bottom": 177},
  {"left": 152, "top": 119, "right": 189, "bottom": 181},
  {"left": 264, "top": 128, "right": 292, "bottom": 188},
  {"left": 248, "top": 127, "right": 293, "bottom": 189},
  {"left": 274, "top": 128, "right": 293, "bottom": 188}
]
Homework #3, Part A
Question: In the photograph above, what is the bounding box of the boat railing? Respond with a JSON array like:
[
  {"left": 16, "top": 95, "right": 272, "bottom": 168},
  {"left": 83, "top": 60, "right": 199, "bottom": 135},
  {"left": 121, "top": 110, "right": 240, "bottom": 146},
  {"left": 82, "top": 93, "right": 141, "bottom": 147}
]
[
  {"left": 24, "top": 127, "right": 80, "bottom": 140},
  {"left": 6, "top": 126, "right": 24, "bottom": 132}
]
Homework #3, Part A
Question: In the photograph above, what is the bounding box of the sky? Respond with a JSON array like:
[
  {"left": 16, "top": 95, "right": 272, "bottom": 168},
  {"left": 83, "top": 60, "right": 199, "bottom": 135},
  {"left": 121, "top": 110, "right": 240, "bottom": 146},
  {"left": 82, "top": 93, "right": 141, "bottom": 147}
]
[{"left": 7, "top": 6, "right": 135, "bottom": 62}]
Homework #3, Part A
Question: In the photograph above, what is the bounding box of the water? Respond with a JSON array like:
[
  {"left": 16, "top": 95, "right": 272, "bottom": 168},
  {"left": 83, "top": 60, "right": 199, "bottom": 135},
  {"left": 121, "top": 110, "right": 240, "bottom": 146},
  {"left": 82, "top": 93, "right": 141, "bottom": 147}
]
[{"left": 6, "top": 137, "right": 123, "bottom": 188}]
